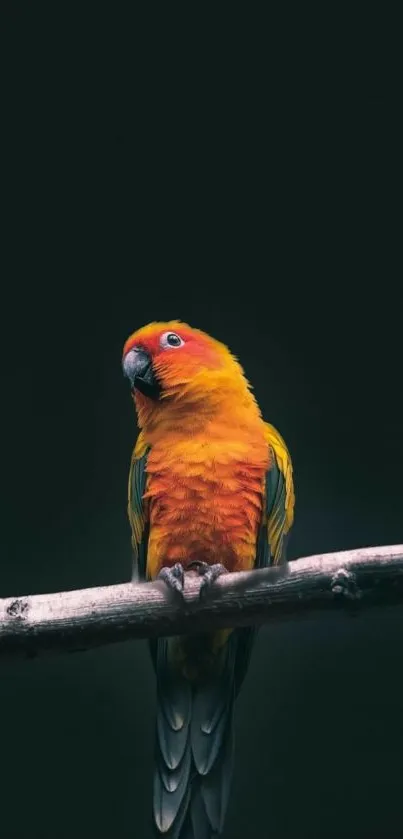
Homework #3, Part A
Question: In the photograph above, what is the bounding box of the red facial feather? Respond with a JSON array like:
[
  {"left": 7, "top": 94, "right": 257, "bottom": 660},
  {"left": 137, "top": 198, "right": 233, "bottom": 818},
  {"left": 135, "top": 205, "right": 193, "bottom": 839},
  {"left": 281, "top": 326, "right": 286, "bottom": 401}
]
[{"left": 123, "top": 324, "right": 219, "bottom": 369}]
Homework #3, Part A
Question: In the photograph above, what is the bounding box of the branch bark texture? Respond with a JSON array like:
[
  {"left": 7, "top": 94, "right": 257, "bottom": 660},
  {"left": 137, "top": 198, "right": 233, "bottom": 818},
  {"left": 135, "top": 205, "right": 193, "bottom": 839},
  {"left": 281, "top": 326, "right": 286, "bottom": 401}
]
[{"left": 1, "top": 545, "right": 403, "bottom": 659}]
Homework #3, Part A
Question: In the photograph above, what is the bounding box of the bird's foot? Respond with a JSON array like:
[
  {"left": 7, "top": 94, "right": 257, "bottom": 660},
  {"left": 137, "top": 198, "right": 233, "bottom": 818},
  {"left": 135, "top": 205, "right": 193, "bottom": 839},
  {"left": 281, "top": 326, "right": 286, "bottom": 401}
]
[
  {"left": 157, "top": 563, "right": 185, "bottom": 595},
  {"left": 188, "top": 561, "right": 228, "bottom": 599}
]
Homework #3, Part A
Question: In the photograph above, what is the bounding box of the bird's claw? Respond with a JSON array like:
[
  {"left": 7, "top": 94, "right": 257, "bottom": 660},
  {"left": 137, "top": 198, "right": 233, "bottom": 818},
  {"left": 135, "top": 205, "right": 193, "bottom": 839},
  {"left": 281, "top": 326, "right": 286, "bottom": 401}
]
[
  {"left": 157, "top": 563, "right": 185, "bottom": 595},
  {"left": 188, "top": 561, "right": 228, "bottom": 599},
  {"left": 158, "top": 561, "right": 228, "bottom": 600}
]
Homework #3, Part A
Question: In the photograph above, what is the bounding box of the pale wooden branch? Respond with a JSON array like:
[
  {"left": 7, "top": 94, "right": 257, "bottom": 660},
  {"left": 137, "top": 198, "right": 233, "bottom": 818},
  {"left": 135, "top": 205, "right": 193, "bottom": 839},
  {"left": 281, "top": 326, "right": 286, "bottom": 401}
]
[{"left": 1, "top": 545, "right": 403, "bottom": 659}]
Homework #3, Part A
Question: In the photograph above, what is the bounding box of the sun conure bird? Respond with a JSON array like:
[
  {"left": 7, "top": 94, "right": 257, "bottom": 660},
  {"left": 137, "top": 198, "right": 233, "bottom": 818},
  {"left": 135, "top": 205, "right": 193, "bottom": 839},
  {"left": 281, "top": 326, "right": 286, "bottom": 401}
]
[{"left": 122, "top": 321, "right": 294, "bottom": 839}]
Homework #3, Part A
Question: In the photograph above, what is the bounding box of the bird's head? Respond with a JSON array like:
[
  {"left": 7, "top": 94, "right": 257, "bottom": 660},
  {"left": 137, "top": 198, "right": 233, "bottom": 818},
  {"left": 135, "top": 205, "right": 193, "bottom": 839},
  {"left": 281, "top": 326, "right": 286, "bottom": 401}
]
[{"left": 122, "top": 320, "right": 259, "bottom": 427}]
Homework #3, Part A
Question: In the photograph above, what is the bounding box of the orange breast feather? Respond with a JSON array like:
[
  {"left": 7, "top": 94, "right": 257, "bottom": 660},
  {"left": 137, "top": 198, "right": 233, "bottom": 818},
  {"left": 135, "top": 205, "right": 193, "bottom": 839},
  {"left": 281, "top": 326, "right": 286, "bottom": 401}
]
[{"left": 144, "top": 414, "right": 269, "bottom": 580}]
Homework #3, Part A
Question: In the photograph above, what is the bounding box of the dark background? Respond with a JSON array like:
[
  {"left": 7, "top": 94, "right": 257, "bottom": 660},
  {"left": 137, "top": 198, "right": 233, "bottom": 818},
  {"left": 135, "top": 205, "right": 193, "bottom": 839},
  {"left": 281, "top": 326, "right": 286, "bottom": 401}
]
[{"left": 1, "top": 6, "right": 401, "bottom": 838}]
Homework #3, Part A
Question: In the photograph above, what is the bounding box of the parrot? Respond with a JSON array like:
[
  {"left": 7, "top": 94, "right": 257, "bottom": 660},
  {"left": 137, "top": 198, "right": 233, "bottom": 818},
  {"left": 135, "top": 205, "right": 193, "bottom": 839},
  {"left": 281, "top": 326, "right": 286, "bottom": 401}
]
[{"left": 122, "top": 321, "right": 295, "bottom": 839}]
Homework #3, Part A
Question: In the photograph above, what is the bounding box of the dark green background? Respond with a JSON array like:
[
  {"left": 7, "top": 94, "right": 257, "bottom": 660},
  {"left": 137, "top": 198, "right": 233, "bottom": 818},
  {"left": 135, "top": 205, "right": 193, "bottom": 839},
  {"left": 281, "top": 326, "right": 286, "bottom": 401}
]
[{"left": 1, "top": 6, "right": 400, "bottom": 838}]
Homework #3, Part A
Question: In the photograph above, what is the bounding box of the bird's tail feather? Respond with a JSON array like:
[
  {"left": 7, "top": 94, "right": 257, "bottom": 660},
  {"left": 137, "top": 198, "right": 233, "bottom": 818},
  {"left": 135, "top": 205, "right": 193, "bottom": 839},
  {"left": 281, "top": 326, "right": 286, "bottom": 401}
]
[{"left": 152, "top": 633, "right": 239, "bottom": 838}]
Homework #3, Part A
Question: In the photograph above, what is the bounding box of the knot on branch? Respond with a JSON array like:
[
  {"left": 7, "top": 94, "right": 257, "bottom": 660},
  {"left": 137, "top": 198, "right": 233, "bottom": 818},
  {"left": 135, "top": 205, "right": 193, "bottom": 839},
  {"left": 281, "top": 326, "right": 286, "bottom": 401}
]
[
  {"left": 330, "top": 568, "right": 361, "bottom": 601},
  {"left": 6, "top": 599, "right": 29, "bottom": 619}
]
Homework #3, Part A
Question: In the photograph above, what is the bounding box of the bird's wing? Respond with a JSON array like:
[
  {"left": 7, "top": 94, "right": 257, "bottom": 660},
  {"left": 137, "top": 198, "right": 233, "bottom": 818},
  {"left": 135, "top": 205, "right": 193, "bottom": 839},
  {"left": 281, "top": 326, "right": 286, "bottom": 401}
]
[
  {"left": 127, "top": 430, "right": 150, "bottom": 581},
  {"left": 233, "top": 422, "right": 295, "bottom": 696},
  {"left": 255, "top": 421, "right": 295, "bottom": 568}
]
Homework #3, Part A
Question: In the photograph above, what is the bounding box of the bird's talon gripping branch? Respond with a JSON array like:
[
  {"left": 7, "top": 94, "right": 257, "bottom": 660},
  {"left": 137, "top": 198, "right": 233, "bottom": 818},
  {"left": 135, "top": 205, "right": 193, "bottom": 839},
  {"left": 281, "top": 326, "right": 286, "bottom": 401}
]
[
  {"left": 197, "top": 562, "right": 229, "bottom": 598},
  {"left": 157, "top": 563, "right": 185, "bottom": 595}
]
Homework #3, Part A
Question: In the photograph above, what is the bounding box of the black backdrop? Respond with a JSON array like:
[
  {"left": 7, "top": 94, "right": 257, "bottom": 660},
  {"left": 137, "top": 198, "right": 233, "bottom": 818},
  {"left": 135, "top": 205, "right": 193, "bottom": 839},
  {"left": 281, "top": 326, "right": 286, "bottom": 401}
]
[{"left": 1, "top": 6, "right": 401, "bottom": 838}]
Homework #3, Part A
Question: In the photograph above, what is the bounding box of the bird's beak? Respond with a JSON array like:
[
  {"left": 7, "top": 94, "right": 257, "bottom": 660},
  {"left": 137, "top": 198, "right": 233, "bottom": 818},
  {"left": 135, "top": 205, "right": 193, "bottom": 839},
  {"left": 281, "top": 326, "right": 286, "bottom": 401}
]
[{"left": 122, "top": 348, "right": 161, "bottom": 399}]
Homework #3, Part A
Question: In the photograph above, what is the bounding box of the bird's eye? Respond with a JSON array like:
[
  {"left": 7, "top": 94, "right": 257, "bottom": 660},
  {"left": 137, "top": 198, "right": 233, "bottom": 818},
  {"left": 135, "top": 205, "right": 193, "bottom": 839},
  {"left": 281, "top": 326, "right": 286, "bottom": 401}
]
[{"left": 160, "top": 331, "right": 184, "bottom": 349}]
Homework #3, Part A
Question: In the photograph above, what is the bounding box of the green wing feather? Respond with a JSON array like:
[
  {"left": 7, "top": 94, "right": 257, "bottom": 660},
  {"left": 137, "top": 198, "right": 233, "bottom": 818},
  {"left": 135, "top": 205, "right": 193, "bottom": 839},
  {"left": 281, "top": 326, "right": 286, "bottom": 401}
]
[
  {"left": 127, "top": 431, "right": 150, "bottom": 581},
  {"left": 256, "top": 422, "right": 295, "bottom": 568}
]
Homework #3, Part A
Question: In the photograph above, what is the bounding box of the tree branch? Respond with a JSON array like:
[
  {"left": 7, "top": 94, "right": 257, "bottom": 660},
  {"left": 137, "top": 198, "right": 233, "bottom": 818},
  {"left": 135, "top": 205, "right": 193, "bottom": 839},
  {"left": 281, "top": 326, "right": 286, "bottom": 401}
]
[{"left": 1, "top": 545, "right": 403, "bottom": 659}]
